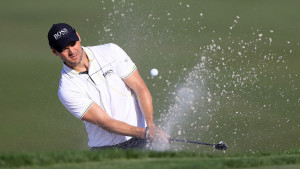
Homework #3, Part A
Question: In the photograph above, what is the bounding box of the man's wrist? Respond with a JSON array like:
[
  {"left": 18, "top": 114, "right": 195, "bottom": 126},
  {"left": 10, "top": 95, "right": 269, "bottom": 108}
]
[{"left": 144, "top": 127, "right": 150, "bottom": 139}]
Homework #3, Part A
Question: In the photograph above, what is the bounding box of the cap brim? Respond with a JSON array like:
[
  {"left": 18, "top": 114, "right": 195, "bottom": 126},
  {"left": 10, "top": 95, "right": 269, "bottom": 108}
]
[{"left": 55, "top": 34, "right": 79, "bottom": 52}]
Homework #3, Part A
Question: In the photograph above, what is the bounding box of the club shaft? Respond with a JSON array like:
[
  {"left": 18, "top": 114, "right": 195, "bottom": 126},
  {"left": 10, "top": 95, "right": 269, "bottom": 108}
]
[{"left": 170, "top": 138, "right": 215, "bottom": 146}]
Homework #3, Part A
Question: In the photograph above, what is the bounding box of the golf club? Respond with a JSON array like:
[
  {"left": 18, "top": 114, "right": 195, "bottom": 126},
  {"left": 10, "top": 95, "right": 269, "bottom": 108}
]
[{"left": 169, "top": 138, "right": 228, "bottom": 150}]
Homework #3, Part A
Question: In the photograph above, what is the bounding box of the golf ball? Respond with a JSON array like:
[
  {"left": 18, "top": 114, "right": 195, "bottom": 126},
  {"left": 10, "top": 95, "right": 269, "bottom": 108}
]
[{"left": 150, "top": 68, "right": 158, "bottom": 76}]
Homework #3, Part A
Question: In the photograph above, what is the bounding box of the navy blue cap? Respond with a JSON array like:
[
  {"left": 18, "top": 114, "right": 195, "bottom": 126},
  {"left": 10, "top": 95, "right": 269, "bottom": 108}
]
[{"left": 47, "top": 23, "right": 79, "bottom": 52}]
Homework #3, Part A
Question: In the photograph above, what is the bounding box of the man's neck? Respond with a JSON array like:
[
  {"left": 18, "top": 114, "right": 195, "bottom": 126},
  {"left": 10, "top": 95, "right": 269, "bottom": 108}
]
[{"left": 72, "top": 49, "right": 89, "bottom": 73}]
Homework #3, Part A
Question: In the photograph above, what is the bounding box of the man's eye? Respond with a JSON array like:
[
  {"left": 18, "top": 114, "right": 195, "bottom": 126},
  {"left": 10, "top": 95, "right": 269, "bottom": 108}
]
[
  {"left": 61, "top": 41, "right": 77, "bottom": 52},
  {"left": 70, "top": 41, "right": 76, "bottom": 46}
]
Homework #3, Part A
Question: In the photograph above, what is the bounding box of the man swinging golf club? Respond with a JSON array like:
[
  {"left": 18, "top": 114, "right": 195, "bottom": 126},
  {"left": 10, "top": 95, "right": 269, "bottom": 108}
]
[{"left": 47, "top": 23, "right": 169, "bottom": 150}]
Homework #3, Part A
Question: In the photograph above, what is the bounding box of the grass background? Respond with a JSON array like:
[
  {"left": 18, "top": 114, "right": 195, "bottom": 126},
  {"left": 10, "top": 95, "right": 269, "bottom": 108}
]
[
  {"left": 1, "top": 149, "right": 300, "bottom": 169},
  {"left": 0, "top": 0, "right": 299, "bottom": 168}
]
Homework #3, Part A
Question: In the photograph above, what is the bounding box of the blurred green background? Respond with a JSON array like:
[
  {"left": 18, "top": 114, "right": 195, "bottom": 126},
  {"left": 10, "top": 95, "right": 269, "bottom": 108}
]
[{"left": 0, "top": 0, "right": 299, "bottom": 154}]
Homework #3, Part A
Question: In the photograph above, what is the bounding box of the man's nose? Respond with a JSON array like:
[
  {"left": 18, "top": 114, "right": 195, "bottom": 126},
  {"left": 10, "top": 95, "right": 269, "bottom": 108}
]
[{"left": 68, "top": 46, "right": 75, "bottom": 56}]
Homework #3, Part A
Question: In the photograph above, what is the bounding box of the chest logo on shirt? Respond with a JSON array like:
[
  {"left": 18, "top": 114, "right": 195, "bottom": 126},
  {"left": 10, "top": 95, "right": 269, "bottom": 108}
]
[{"left": 103, "top": 69, "right": 114, "bottom": 77}]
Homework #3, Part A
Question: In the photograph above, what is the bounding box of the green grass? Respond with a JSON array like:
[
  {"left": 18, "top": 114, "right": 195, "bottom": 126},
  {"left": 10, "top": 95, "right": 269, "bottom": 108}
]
[{"left": 1, "top": 149, "right": 300, "bottom": 169}]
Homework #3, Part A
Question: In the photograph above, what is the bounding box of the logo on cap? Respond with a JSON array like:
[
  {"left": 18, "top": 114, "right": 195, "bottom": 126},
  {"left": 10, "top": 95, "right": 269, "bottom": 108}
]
[{"left": 54, "top": 28, "right": 68, "bottom": 40}]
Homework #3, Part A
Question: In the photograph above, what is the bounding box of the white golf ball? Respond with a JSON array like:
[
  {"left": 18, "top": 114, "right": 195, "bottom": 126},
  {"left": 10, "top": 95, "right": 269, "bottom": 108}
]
[{"left": 150, "top": 68, "right": 158, "bottom": 76}]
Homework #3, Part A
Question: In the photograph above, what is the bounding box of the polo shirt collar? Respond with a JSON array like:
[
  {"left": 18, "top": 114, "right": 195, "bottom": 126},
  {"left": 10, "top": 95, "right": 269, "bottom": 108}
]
[
  {"left": 62, "top": 63, "right": 79, "bottom": 78},
  {"left": 83, "top": 47, "right": 101, "bottom": 75},
  {"left": 82, "top": 46, "right": 95, "bottom": 63}
]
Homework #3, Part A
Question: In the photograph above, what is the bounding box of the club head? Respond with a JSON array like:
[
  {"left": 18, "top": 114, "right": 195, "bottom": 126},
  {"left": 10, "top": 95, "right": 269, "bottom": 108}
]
[{"left": 214, "top": 141, "right": 228, "bottom": 150}]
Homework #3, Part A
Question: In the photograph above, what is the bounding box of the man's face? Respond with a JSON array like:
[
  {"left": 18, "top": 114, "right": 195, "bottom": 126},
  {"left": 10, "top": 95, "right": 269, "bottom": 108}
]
[{"left": 52, "top": 40, "right": 83, "bottom": 68}]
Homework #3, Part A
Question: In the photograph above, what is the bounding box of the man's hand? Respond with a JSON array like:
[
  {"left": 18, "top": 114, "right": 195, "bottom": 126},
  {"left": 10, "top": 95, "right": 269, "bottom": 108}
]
[{"left": 145, "top": 126, "right": 170, "bottom": 143}]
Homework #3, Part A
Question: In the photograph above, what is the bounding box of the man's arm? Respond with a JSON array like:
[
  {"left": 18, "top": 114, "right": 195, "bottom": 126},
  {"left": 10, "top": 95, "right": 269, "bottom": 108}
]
[
  {"left": 81, "top": 102, "right": 147, "bottom": 138},
  {"left": 123, "top": 69, "right": 169, "bottom": 141},
  {"left": 123, "top": 69, "right": 155, "bottom": 127}
]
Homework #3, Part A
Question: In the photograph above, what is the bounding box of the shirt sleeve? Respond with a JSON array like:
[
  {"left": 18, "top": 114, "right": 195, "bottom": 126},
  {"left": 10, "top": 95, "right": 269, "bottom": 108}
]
[
  {"left": 58, "top": 88, "right": 94, "bottom": 119},
  {"left": 109, "top": 43, "right": 137, "bottom": 79}
]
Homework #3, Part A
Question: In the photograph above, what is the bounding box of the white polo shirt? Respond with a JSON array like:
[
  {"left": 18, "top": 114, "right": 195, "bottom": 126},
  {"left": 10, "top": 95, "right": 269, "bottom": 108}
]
[{"left": 58, "top": 43, "right": 146, "bottom": 147}]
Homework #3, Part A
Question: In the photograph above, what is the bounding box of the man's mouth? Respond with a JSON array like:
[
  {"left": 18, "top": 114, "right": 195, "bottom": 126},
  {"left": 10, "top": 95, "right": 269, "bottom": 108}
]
[{"left": 70, "top": 52, "right": 78, "bottom": 59}]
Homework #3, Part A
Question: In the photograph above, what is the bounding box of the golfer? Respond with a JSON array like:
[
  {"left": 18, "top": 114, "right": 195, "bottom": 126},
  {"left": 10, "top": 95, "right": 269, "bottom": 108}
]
[{"left": 47, "top": 23, "right": 169, "bottom": 150}]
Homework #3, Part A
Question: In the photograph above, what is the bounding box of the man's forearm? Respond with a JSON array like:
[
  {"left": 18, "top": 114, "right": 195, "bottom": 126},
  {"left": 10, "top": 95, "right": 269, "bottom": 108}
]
[
  {"left": 122, "top": 70, "right": 156, "bottom": 127},
  {"left": 136, "top": 88, "right": 155, "bottom": 127},
  {"left": 82, "top": 103, "right": 147, "bottom": 139},
  {"left": 98, "top": 118, "right": 147, "bottom": 138}
]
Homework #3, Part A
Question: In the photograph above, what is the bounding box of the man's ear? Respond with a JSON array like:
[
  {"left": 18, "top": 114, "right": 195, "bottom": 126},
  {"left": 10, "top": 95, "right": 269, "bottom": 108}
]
[
  {"left": 76, "top": 32, "right": 81, "bottom": 42},
  {"left": 51, "top": 48, "right": 59, "bottom": 56}
]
